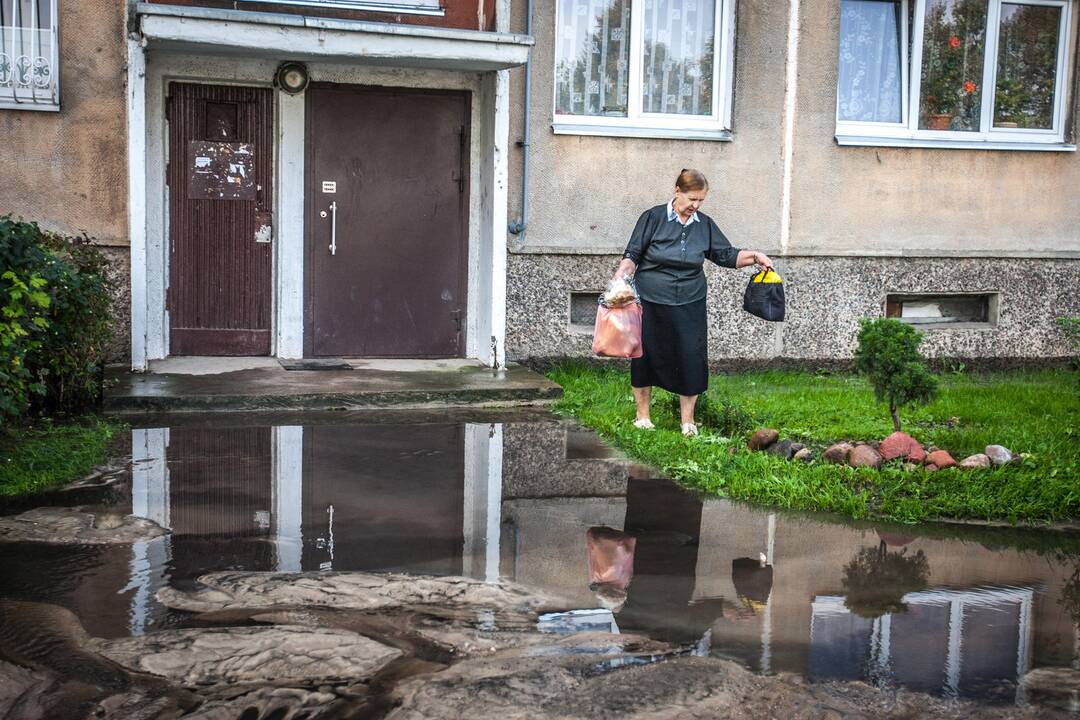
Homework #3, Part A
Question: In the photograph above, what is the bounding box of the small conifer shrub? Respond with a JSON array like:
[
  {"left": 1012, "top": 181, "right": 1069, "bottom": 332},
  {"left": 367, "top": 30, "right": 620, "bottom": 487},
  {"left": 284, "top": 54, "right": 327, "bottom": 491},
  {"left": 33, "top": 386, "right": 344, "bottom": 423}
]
[{"left": 853, "top": 318, "right": 938, "bottom": 432}]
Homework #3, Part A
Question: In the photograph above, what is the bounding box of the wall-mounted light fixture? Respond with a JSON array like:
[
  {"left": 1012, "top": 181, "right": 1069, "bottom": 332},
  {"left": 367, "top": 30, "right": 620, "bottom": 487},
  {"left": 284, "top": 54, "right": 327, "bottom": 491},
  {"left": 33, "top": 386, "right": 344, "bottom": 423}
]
[{"left": 274, "top": 62, "right": 309, "bottom": 94}]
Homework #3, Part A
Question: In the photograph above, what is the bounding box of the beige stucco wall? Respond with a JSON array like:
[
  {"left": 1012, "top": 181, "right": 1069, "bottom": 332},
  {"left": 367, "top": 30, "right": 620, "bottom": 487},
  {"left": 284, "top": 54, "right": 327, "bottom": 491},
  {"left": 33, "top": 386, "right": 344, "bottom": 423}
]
[
  {"left": 507, "top": 0, "right": 789, "bottom": 256},
  {"left": 0, "top": 0, "right": 128, "bottom": 246},
  {"left": 507, "top": 0, "right": 1080, "bottom": 259},
  {"left": 790, "top": 0, "right": 1080, "bottom": 257}
]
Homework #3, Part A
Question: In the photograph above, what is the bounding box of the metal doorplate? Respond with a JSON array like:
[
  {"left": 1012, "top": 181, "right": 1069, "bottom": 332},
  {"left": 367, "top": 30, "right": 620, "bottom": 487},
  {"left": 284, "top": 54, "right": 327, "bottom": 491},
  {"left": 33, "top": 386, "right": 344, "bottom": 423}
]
[{"left": 322, "top": 181, "right": 337, "bottom": 193}]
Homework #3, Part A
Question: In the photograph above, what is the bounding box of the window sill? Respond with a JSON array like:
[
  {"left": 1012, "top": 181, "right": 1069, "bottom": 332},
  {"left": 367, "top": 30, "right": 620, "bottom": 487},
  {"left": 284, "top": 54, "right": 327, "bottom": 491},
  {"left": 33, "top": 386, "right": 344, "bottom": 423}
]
[
  {"left": 0, "top": 101, "right": 60, "bottom": 112},
  {"left": 235, "top": 0, "right": 445, "bottom": 15},
  {"left": 835, "top": 133, "right": 1076, "bottom": 152},
  {"left": 897, "top": 321, "right": 998, "bottom": 331},
  {"left": 553, "top": 123, "right": 733, "bottom": 142}
]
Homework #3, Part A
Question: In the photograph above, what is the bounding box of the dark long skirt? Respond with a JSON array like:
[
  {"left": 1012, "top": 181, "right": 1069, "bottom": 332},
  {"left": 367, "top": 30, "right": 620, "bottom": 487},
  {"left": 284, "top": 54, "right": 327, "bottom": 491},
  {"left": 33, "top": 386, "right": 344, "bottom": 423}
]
[{"left": 630, "top": 298, "right": 708, "bottom": 396}]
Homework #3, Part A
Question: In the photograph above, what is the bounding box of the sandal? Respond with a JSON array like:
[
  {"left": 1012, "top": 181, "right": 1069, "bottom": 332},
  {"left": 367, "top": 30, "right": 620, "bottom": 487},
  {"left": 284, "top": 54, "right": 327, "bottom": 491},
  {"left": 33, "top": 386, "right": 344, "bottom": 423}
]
[
  {"left": 633, "top": 418, "right": 655, "bottom": 430},
  {"left": 681, "top": 422, "right": 699, "bottom": 437}
]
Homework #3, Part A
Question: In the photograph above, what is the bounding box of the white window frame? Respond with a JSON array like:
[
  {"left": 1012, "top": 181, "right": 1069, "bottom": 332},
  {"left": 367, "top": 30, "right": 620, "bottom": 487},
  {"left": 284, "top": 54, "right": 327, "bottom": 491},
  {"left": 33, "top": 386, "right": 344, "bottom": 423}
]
[
  {"left": 835, "top": 0, "right": 1076, "bottom": 150},
  {"left": 551, "top": 0, "right": 736, "bottom": 141},
  {"left": 0, "top": 0, "right": 59, "bottom": 111},
  {"left": 812, "top": 585, "right": 1036, "bottom": 701}
]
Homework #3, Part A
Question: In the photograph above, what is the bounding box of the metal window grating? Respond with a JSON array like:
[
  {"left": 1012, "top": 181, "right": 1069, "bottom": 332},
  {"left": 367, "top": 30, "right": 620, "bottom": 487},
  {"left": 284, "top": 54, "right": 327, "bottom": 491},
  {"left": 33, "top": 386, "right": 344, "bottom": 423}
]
[
  {"left": 0, "top": 0, "right": 59, "bottom": 111},
  {"left": 569, "top": 291, "right": 600, "bottom": 328}
]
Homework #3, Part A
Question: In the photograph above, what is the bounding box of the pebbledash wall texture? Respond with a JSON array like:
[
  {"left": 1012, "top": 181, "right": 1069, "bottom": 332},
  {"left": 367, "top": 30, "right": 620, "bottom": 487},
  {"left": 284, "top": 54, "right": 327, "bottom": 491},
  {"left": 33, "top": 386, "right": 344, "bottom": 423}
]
[
  {"left": 506, "top": 256, "right": 1080, "bottom": 367},
  {"left": 504, "top": 0, "right": 1080, "bottom": 366}
]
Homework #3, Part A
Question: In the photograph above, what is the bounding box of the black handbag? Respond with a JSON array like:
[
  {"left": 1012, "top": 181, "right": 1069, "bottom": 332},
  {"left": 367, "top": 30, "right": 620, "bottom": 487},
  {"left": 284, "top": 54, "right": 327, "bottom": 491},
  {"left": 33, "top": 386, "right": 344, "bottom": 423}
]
[{"left": 743, "top": 269, "right": 785, "bottom": 322}]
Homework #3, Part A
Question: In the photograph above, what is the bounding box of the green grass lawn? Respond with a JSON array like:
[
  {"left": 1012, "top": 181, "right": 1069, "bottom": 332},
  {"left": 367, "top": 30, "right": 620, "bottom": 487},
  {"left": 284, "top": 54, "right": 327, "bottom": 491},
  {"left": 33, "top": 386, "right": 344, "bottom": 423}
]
[
  {"left": 548, "top": 363, "right": 1080, "bottom": 524},
  {"left": 0, "top": 418, "right": 124, "bottom": 497}
]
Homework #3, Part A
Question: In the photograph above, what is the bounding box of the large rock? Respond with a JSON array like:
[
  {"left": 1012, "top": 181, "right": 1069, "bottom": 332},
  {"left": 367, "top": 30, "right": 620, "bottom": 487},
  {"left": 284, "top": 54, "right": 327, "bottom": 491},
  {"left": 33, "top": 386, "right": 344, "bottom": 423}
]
[
  {"left": 0, "top": 508, "right": 167, "bottom": 545},
  {"left": 925, "top": 450, "right": 957, "bottom": 469},
  {"left": 748, "top": 429, "right": 779, "bottom": 451},
  {"left": 157, "top": 571, "right": 557, "bottom": 615},
  {"left": 91, "top": 626, "right": 400, "bottom": 688},
  {"left": 823, "top": 442, "right": 853, "bottom": 465},
  {"left": 958, "top": 454, "right": 991, "bottom": 470},
  {"left": 985, "top": 445, "right": 1014, "bottom": 466},
  {"left": 879, "top": 432, "right": 923, "bottom": 462},
  {"left": 848, "top": 445, "right": 883, "bottom": 469}
]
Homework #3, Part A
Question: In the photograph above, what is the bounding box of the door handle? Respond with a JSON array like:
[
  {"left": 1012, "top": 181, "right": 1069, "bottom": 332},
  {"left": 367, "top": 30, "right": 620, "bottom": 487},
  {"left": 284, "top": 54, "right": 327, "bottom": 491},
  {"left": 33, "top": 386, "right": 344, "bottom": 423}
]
[{"left": 329, "top": 201, "right": 337, "bottom": 256}]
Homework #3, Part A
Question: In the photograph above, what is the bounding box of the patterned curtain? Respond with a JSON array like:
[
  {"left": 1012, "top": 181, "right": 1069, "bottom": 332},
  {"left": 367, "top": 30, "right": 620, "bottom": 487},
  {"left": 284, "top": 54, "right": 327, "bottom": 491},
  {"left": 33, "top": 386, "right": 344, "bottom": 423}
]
[
  {"left": 837, "top": 0, "right": 903, "bottom": 123},
  {"left": 642, "top": 0, "right": 715, "bottom": 116},
  {"left": 555, "top": 0, "right": 632, "bottom": 117}
]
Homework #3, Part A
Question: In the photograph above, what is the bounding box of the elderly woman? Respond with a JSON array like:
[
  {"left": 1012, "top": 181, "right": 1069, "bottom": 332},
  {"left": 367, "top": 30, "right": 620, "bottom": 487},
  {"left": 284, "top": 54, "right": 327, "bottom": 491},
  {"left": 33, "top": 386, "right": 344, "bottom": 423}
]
[{"left": 614, "top": 169, "right": 773, "bottom": 437}]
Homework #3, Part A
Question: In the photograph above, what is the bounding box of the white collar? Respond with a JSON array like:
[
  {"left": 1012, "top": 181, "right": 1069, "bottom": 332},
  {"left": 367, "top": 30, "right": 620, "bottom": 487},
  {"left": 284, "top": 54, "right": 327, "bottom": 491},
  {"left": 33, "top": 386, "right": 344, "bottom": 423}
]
[{"left": 667, "top": 199, "right": 700, "bottom": 225}]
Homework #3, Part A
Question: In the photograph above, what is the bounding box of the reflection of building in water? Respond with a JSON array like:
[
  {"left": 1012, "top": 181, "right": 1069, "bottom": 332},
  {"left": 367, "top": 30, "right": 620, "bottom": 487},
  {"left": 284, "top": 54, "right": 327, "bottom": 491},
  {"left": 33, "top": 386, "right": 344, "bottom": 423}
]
[
  {"left": 42, "top": 416, "right": 1072, "bottom": 698},
  {"left": 697, "top": 504, "right": 1077, "bottom": 702},
  {"left": 299, "top": 424, "right": 466, "bottom": 576},
  {"left": 498, "top": 421, "right": 1080, "bottom": 701},
  {"left": 500, "top": 422, "right": 628, "bottom": 608},
  {"left": 811, "top": 587, "right": 1034, "bottom": 701},
  {"left": 126, "top": 420, "right": 504, "bottom": 635}
]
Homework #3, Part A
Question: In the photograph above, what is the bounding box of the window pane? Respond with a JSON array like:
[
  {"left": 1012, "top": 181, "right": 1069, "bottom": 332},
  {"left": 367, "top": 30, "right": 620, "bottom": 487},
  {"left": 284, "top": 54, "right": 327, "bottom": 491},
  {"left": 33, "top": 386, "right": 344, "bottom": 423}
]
[
  {"left": 993, "top": 3, "right": 1060, "bottom": 130},
  {"left": 555, "top": 0, "right": 632, "bottom": 117},
  {"left": 918, "top": 0, "right": 988, "bottom": 132},
  {"left": 0, "top": 0, "right": 57, "bottom": 106},
  {"left": 642, "top": 0, "right": 715, "bottom": 116},
  {"left": 838, "top": 0, "right": 904, "bottom": 123}
]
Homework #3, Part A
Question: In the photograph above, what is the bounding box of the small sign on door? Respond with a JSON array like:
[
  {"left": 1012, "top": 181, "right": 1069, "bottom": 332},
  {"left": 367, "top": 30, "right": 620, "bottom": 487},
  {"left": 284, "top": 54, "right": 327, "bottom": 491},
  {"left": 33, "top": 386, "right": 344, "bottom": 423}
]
[
  {"left": 322, "top": 181, "right": 337, "bottom": 193},
  {"left": 188, "top": 141, "right": 256, "bottom": 200}
]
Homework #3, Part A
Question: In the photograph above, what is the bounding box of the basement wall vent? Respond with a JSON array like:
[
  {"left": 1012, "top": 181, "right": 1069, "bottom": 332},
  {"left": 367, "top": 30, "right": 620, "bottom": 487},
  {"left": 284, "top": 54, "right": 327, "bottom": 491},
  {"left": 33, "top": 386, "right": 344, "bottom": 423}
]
[
  {"left": 569, "top": 292, "right": 600, "bottom": 331},
  {"left": 885, "top": 293, "right": 998, "bottom": 328}
]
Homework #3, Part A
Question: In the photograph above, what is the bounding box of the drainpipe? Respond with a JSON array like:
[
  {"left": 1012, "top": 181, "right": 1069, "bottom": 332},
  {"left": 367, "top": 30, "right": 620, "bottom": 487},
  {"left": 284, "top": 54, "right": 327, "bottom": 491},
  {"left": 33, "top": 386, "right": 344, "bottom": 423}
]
[{"left": 507, "top": 0, "right": 533, "bottom": 238}]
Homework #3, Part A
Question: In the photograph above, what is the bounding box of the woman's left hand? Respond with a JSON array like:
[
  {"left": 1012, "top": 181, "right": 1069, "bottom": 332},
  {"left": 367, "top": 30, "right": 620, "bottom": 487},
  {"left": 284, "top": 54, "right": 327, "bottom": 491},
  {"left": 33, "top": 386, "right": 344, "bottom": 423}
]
[{"left": 754, "top": 252, "right": 774, "bottom": 272}]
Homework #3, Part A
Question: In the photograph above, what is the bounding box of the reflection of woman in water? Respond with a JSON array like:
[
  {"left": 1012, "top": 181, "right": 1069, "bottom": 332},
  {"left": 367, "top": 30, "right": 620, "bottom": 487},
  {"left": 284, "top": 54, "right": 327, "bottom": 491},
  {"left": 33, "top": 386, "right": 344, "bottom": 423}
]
[
  {"left": 723, "top": 555, "right": 774, "bottom": 621},
  {"left": 586, "top": 526, "right": 637, "bottom": 613}
]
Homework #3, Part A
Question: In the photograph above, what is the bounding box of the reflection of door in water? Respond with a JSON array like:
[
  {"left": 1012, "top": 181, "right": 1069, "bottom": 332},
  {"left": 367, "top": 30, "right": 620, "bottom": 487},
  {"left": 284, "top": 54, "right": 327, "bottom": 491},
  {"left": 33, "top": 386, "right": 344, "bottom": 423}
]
[
  {"left": 305, "top": 85, "right": 469, "bottom": 357},
  {"left": 167, "top": 83, "right": 273, "bottom": 355},
  {"left": 302, "top": 424, "right": 465, "bottom": 574},
  {"left": 164, "top": 426, "right": 275, "bottom": 578}
]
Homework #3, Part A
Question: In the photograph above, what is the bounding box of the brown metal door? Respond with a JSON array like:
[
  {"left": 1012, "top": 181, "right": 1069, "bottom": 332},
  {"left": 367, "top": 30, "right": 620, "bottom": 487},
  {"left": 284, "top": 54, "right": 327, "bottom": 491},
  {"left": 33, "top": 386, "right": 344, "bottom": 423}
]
[
  {"left": 167, "top": 83, "right": 273, "bottom": 355},
  {"left": 305, "top": 85, "right": 469, "bottom": 357}
]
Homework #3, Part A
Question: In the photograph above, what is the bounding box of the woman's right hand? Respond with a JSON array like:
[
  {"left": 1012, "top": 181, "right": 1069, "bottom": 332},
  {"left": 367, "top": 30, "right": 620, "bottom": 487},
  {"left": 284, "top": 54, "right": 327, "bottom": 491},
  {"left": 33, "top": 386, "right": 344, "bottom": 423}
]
[{"left": 614, "top": 258, "right": 637, "bottom": 280}]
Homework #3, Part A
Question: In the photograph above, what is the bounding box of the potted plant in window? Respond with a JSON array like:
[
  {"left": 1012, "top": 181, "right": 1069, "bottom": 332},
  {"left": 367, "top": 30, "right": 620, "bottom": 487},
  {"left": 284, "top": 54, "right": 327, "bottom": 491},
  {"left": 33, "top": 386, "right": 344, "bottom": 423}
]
[
  {"left": 921, "top": 33, "right": 965, "bottom": 130},
  {"left": 924, "top": 91, "right": 958, "bottom": 130}
]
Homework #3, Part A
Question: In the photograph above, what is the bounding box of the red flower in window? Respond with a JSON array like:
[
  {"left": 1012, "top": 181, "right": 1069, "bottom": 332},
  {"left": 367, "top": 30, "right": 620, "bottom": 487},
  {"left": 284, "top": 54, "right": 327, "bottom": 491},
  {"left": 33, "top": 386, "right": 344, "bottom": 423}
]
[
  {"left": 949, "top": 35, "right": 961, "bottom": 49},
  {"left": 963, "top": 80, "right": 977, "bottom": 93}
]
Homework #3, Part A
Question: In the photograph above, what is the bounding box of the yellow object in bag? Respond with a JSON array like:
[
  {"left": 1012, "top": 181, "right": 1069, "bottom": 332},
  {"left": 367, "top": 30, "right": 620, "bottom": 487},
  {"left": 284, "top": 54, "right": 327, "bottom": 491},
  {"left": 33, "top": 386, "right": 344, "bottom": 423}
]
[{"left": 752, "top": 270, "right": 783, "bottom": 283}]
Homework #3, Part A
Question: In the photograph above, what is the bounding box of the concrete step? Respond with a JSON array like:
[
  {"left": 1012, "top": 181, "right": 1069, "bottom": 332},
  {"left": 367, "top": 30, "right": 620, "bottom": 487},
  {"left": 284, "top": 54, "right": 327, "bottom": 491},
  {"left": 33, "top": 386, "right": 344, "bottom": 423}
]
[{"left": 104, "top": 361, "right": 562, "bottom": 414}]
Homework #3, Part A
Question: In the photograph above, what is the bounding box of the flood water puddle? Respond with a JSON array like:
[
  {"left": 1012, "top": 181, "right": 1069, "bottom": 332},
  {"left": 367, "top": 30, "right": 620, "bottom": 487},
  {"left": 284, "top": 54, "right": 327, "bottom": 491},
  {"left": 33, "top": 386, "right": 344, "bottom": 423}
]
[{"left": 1, "top": 409, "right": 1079, "bottom": 716}]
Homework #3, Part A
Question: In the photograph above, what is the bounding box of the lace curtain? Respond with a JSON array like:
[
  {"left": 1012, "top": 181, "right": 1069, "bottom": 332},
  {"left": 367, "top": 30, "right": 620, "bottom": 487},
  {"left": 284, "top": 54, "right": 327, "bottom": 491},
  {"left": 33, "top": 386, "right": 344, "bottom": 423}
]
[
  {"left": 837, "top": 0, "right": 903, "bottom": 123},
  {"left": 555, "top": 0, "right": 632, "bottom": 117},
  {"left": 642, "top": 0, "right": 716, "bottom": 116}
]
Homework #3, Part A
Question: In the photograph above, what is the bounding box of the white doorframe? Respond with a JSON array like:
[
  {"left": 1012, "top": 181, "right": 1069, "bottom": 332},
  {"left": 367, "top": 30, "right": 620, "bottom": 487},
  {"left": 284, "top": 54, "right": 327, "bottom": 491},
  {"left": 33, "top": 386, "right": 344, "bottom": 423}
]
[{"left": 128, "top": 48, "right": 509, "bottom": 368}]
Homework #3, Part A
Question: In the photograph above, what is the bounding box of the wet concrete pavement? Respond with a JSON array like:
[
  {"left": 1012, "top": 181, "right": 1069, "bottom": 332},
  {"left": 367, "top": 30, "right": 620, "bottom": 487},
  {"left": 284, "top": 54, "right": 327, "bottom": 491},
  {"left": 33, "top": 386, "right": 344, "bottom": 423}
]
[
  {"left": 1, "top": 409, "right": 1079, "bottom": 718},
  {"left": 105, "top": 360, "right": 562, "bottom": 413}
]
